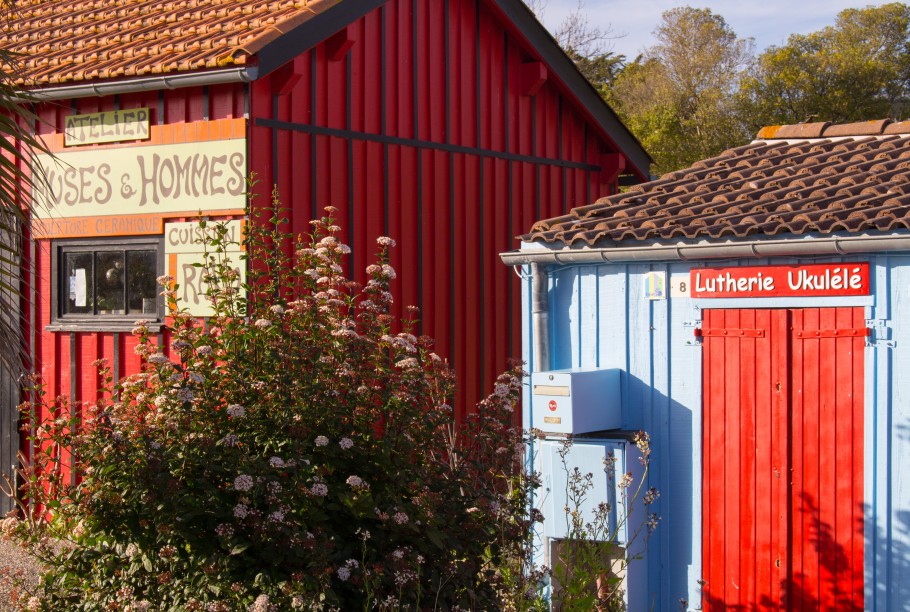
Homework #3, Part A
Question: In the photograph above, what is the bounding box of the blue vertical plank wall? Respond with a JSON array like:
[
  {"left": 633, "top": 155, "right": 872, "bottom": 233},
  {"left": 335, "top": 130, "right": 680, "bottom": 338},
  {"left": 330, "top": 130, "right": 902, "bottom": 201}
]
[
  {"left": 520, "top": 253, "right": 910, "bottom": 611},
  {"left": 868, "top": 254, "right": 910, "bottom": 611}
]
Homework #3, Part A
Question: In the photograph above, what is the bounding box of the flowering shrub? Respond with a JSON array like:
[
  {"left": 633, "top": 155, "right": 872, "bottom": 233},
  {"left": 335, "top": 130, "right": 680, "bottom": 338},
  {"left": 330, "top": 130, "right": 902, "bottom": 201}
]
[{"left": 9, "top": 197, "right": 537, "bottom": 610}]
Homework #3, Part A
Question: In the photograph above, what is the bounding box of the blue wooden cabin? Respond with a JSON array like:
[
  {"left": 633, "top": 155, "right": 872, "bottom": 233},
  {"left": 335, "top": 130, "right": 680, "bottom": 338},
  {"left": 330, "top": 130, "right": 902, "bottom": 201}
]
[{"left": 502, "top": 119, "right": 910, "bottom": 610}]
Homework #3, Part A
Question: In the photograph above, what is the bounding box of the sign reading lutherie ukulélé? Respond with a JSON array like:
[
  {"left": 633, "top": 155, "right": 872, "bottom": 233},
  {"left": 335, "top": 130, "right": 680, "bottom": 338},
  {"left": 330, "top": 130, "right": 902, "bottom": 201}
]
[
  {"left": 689, "top": 263, "right": 870, "bottom": 298},
  {"left": 34, "top": 139, "right": 246, "bottom": 219}
]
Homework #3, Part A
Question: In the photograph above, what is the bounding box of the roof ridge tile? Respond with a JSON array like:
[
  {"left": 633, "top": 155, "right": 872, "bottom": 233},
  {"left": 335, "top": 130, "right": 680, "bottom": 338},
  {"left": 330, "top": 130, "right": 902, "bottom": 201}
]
[
  {"left": 822, "top": 119, "right": 891, "bottom": 138},
  {"left": 884, "top": 121, "right": 910, "bottom": 135}
]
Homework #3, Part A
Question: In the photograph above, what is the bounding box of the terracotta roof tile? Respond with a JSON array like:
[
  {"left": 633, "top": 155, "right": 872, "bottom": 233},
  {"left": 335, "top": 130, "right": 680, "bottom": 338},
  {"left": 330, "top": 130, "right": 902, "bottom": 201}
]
[
  {"left": 522, "top": 119, "right": 910, "bottom": 246},
  {"left": 0, "top": 0, "right": 333, "bottom": 86},
  {"left": 823, "top": 119, "right": 891, "bottom": 137},
  {"left": 884, "top": 121, "right": 910, "bottom": 135}
]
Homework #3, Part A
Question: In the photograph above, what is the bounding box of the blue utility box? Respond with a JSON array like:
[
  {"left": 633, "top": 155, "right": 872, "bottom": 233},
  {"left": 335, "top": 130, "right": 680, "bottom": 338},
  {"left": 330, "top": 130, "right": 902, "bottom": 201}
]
[{"left": 531, "top": 368, "right": 621, "bottom": 434}]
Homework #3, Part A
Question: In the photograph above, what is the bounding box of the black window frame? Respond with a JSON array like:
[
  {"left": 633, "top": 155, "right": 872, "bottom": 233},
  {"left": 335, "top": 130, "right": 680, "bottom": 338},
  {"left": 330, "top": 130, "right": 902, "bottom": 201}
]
[{"left": 49, "top": 236, "right": 164, "bottom": 332}]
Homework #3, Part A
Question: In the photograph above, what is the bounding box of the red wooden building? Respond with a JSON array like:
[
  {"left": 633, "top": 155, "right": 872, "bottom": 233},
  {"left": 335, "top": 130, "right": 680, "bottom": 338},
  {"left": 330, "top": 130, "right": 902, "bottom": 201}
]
[{"left": 0, "top": 0, "right": 648, "bottom": 506}]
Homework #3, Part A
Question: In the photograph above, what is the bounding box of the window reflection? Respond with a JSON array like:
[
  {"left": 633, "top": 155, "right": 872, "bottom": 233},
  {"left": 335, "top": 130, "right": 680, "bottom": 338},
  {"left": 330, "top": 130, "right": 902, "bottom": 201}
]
[
  {"left": 127, "top": 250, "right": 157, "bottom": 315},
  {"left": 95, "top": 251, "right": 125, "bottom": 314},
  {"left": 63, "top": 252, "right": 94, "bottom": 315},
  {"left": 59, "top": 244, "right": 159, "bottom": 318}
]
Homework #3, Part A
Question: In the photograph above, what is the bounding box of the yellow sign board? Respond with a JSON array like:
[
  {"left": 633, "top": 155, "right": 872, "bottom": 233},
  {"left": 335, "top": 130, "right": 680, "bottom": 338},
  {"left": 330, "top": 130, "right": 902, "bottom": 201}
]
[
  {"left": 165, "top": 220, "right": 246, "bottom": 317},
  {"left": 64, "top": 108, "right": 151, "bottom": 146},
  {"left": 35, "top": 138, "right": 247, "bottom": 219},
  {"left": 165, "top": 220, "right": 244, "bottom": 254}
]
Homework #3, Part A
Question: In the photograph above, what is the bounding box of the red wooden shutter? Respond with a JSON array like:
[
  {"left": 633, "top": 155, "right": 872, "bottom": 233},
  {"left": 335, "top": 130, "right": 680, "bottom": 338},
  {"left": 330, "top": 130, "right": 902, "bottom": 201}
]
[
  {"left": 702, "top": 307, "right": 864, "bottom": 611},
  {"left": 788, "top": 307, "right": 865, "bottom": 610}
]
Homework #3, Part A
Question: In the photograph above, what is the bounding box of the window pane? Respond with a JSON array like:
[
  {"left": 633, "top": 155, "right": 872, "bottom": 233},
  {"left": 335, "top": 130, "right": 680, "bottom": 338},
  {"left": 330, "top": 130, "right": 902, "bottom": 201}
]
[
  {"left": 63, "top": 252, "right": 94, "bottom": 315},
  {"left": 95, "top": 251, "right": 125, "bottom": 314},
  {"left": 126, "top": 250, "right": 158, "bottom": 315}
]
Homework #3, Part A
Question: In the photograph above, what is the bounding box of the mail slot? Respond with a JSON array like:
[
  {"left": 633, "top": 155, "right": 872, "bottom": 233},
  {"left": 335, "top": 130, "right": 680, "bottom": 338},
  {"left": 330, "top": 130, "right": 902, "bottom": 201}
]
[{"left": 531, "top": 368, "right": 621, "bottom": 434}]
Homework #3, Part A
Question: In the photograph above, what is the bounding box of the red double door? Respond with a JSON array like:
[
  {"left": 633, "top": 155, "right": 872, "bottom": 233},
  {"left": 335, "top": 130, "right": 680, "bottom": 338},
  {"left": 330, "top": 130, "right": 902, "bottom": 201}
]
[{"left": 701, "top": 308, "right": 865, "bottom": 611}]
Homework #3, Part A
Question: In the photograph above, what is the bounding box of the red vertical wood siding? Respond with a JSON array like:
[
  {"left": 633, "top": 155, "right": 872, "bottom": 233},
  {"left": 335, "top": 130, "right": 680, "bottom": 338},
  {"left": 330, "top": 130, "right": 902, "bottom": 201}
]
[
  {"left": 29, "top": 85, "right": 248, "bottom": 475},
  {"left": 248, "top": 0, "right": 623, "bottom": 418},
  {"left": 702, "top": 308, "right": 864, "bottom": 611},
  {"left": 26, "top": 0, "right": 629, "bottom": 429}
]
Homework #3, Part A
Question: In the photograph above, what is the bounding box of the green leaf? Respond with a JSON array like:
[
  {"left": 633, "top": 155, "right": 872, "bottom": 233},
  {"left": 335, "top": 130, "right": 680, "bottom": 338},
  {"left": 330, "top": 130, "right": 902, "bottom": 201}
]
[{"left": 425, "top": 527, "right": 445, "bottom": 549}]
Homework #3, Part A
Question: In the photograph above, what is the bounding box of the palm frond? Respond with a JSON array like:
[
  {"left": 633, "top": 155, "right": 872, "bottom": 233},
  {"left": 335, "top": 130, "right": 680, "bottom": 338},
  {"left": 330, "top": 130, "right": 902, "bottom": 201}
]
[{"left": 0, "top": 35, "right": 53, "bottom": 376}]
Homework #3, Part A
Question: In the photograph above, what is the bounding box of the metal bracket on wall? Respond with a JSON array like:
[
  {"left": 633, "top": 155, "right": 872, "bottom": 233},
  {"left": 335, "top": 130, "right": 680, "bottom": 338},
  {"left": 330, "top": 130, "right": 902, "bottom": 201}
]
[
  {"left": 684, "top": 320, "right": 703, "bottom": 347},
  {"left": 864, "top": 318, "right": 896, "bottom": 348}
]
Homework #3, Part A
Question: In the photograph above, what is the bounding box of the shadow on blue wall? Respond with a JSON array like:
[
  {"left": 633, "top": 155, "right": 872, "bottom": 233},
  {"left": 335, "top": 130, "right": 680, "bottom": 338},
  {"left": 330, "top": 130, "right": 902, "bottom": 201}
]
[
  {"left": 622, "top": 373, "right": 694, "bottom": 609},
  {"left": 869, "top": 421, "right": 910, "bottom": 609}
]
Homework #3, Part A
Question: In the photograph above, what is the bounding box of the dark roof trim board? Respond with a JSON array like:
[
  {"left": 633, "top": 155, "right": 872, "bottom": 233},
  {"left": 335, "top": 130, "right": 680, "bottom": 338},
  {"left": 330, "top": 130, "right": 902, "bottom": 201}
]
[
  {"left": 252, "top": 0, "right": 388, "bottom": 77},
  {"left": 488, "top": 0, "right": 651, "bottom": 180}
]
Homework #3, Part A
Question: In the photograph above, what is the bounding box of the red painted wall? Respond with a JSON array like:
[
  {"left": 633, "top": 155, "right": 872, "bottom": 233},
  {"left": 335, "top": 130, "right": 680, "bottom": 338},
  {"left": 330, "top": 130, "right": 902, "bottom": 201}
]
[
  {"left": 26, "top": 0, "right": 634, "bottom": 435},
  {"left": 248, "top": 0, "right": 624, "bottom": 417}
]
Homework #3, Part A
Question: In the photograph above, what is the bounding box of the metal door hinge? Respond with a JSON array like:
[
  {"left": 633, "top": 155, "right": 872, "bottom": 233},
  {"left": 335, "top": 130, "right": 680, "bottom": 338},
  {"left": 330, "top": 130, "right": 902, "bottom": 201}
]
[
  {"left": 867, "top": 338, "right": 897, "bottom": 348},
  {"left": 865, "top": 319, "right": 895, "bottom": 348}
]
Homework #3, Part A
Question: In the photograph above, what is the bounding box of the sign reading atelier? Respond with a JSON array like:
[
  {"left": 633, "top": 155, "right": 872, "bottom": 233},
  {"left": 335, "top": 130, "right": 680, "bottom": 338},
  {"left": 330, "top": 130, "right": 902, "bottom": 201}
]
[
  {"left": 34, "top": 139, "right": 246, "bottom": 219},
  {"left": 64, "top": 108, "right": 151, "bottom": 146},
  {"left": 690, "top": 263, "right": 870, "bottom": 298}
]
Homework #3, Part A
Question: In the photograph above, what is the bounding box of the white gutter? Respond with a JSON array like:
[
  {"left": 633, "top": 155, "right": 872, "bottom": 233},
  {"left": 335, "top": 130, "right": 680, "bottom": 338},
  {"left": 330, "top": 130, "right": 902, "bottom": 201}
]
[
  {"left": 500, "top": 232, "right": 910, "bottom": 266},
  {"left": 24, "top": 67, "right": 258, "bottom": 101}
]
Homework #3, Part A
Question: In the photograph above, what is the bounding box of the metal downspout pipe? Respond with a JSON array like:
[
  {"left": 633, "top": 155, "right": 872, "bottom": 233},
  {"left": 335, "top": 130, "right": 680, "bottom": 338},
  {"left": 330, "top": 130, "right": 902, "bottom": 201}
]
[{"left": 530, "top": 262, "right": 549, "bottom": 372}]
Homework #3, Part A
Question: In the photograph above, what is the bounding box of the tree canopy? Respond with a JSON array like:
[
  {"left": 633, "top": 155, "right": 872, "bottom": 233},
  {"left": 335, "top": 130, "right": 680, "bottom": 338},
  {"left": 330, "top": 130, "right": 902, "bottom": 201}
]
[
  {"left": 738, "top": 2, "right": 910, "bottom": 131},
  {"left": 607, "top": 7, "right": 754, "bottom": 175},
  {"left": 540, "top": 2, "right": 910, "bottom": 176}
]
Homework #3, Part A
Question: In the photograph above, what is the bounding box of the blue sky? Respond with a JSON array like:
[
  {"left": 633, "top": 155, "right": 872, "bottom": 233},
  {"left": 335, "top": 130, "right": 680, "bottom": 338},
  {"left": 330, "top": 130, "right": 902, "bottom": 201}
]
[{"left": 533, "top": 1, "right": 892, "bottom": 59}]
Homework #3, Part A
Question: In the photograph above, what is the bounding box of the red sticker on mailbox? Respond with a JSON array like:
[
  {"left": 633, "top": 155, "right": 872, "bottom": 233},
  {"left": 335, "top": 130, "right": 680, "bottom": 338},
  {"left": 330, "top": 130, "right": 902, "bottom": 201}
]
[{"left": 548, "top": 400, "right": 558, "bottom": 412}]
